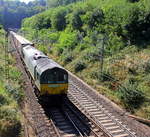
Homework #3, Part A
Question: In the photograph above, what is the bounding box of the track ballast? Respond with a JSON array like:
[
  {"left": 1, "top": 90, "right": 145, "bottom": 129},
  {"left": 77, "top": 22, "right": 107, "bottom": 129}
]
[{"left": 68, "top": 74, "right": 137, "bottom": 137}]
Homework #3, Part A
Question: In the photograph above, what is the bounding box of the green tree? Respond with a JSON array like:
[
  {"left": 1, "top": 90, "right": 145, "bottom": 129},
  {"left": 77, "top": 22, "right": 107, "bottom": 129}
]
[
  {"left": 69, "top": 9, "right": 84, "bottom": 30},
  {"left": 51, "top": 8, "right": 67, "bottom": 31}
]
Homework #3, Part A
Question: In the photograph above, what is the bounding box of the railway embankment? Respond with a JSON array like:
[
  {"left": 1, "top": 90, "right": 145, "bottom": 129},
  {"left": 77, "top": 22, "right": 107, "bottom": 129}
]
[
  {"left": 68, "top": 70, "right": 150, "bottom": 137},
  {"left": 0, "top": 29, "right": 24, "bottom": 136}
]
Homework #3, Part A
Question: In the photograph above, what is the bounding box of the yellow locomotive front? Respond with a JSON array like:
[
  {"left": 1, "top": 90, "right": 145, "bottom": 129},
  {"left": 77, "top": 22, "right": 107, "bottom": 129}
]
[{"left": 40, "top": 68, "right": 68, "bottom": 96}]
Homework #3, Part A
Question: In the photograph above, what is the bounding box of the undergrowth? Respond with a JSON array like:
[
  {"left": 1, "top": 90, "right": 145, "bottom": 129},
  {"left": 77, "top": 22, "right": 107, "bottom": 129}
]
[{"left": 0, "top": 29, "right": 24, "bottom": 137}]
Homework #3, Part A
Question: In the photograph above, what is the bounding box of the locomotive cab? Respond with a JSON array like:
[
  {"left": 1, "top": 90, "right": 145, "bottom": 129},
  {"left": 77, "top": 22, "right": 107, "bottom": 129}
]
[
  {"left": 35, "top": 67, "right": 68, "bottom": 105},
  {"left": 40, "top": 68, "right": 68, "bottom": 95}
]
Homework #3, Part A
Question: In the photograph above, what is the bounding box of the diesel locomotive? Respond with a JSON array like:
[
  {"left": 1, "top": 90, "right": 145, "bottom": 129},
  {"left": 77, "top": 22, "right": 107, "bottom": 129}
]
[{"left": 10, "top": 31, "right": 68, "bottom": 102}]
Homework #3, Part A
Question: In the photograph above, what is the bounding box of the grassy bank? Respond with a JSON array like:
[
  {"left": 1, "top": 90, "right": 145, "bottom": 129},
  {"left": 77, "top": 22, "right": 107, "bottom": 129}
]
[
  {"left": 0, "top": 29, "right": 24, "bottom": 137},
  {"left": 21, "top": 0, "right": 150, "bottom": 119}
]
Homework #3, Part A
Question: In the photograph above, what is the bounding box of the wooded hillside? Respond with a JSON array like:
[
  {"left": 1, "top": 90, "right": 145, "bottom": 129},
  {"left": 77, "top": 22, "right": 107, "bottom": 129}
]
[
  {"left": 0, "top": 0, "right": 46, "bottom": 29},
  {"left": 22, "top": 0, "right": 150, "bottom": 119}
]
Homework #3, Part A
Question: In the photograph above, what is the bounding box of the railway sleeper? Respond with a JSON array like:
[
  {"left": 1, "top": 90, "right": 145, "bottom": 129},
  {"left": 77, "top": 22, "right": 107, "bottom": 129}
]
[
  {"left": 100, "top": 119, "right": 113, "bottom": 123},
  {"left": 106, "top": 126, "right": 120, "bottom": 130},
  {"left": 113, "top": 133, "right": 129, "bottom": 137},
  {"left": 102, "top": 122, "right": 116, "bottom": 126},
  {"left": 110, "top": 129, "right": 125, "bottom": 134},
  {"left": 62, "top": 134, "right": 76, "bottom": 137}
]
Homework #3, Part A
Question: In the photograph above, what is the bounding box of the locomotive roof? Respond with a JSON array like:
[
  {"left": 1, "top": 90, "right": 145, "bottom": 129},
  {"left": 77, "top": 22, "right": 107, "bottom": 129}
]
[
  {"left": 36, "top": 58, "right": 65, "bottom": 75},
  {"left": 23, "top": 45, "right": 46, "bottom": 58},
  {"left": 16, "top": 35, "right": 33, "bottom": 45},
  {"left": 23, "top": 45, "right": 65, "bottom": 75},
  {"left": 10, "top": 31, "right": 33, "bottom": 45}
]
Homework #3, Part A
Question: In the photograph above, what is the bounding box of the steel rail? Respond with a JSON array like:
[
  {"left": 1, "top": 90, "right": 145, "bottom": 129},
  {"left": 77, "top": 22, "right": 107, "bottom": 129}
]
[{"left": 69, "top": 80, "right": 137, "bottom": 137}]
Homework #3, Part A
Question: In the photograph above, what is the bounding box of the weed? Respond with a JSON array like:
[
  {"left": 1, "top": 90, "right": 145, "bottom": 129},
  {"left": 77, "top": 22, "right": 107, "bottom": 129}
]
[
  {"left": 144, "top": 59, "right": 150, "bottom": 73},
  {"left": 74, "top": 61, "right": 86, "bottom": 72},
  {"left": 0, "top": 94, "right": 9, "bottom": 106},
  {"left": 64, "top": 54, "right": 74, "bottom": 64},
  {"left": 118, "top": 81, "right": 145, "bottom": 110},
  {"left": 0, "top": 106, "right": 21, "bottom": 137},
  {"left": 5, "top": 85, "right": 24, "bottom": 104},
  {"left": 91, "top": 69, "right": 114, "bottom": 82},
  {"left": 56, "top": 47, "right": 64, "bottom": 56}
]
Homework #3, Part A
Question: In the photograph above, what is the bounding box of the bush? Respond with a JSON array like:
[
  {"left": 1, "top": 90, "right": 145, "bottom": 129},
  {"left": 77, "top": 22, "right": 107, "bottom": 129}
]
[
  {"left": 58, "top": 31, "right": 78, "bottom": 50},
  {"left": 33, "top": 15, "right": 51, "bottom": 30},
  {"left": 38, "top": 45, "right": 48, "bottom": 55},
  {"left": 48, "top": 32, "right": 60, "bottom": 44},
  {"left": 0, "top": 106, "right": 21, "bottom": 137},
  {"left": 74, "top": 61, "right": 86, "bottom": 72},
  {"left": 5, "top": 85, "right": 24, "bottom": 104},
  {"left": 63, "top": 54, "right": 74, "bottom": 64},
  {"left": 86, "top": 8, "right": 104, "bottom": 28},
  {"left": 78, "top": 43, "right": 88, "bottom": 51},
  {"left": 9, "top": 68, "right": 22, "bottom": 81},
  {"left": 69, "top": 10, "right": 83, "bottom": 30},
  {"left": 144, "top": 59, "right": 150, "bottom": 73},
  {"left": 84, "top": 48, "right": 99, "bottom": 62},
  {"left": 56, "top": 47, "right": 64, "bottom": 56},
  {"left": 127, "top": 0, "right": 140, "bottom": 2},
  {"left": 90, "top": 69, "right": 114, "bottom": 82},
  {"left": 0, "top": 94, "right": 9, "bottom": 106},
  {"left": 51, "top": 8, "right": 67, "bottom": 31},
  {"left": 118, "top": 82, "right": 145, "bottom": 110}
]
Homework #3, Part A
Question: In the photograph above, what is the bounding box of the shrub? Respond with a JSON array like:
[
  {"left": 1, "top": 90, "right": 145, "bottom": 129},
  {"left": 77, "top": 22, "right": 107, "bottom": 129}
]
[
  {"left": 58, "top": 31, "right": 78, "bottom": 50},
  {"left": 74, "top": 61, "right": 86, "bottom": 72},
  {"left": 84, "top": 49, "right": 99, "bottom": 62},
  {"left": 48, "top": 32, "right": 60, "bottom": 44},
  {"left": 118, "top": 82, "right": 145, "bottom": 110},
  {"left": 5, "top": 85, "right": 24, "bottom": 104},
  {"left": 86, "top": 8, "right": 104, "bottom": 28},
  {"left": 90, "top": 69, "right": 114, "bottom": 82},
  {"left": 77, "top": 43, "right": 88, "bottom": 51},
  {"left": 31, "top": 14, "right": 51, "bottom": 30},
  {"left": 63, "top": 54, "right": 74, "bottom": 64},
  {"left": 144, "top": 59, "right": 150, "bottom": 73},
  {"left": 0, "top": 106, "right": 21, "bottom": 137},
  {"left": 127, "top": 0, "right": 140, "bottom": 2},
  {"left": 0, "top": 94, "right": 9, "bottom": 106},
  {"left": 56, "top": 47, "right": 64, "bottom": 56},
  {"left": 9, "top": 68, "right": 22, "bottom": 81},
  {"left": 38, "top": 45, "right": 48, "bottom": 55},
  {"left": 69, "top": 10, "right": 83, "bottom": 30},
  {"left": 51, "top": 8, "right": 67, "bottom": 31}
]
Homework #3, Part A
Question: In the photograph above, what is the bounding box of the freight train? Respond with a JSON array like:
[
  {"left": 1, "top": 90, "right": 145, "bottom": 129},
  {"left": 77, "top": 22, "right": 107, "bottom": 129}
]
[{"left": 10, "top": 31, "right": 68, "bottom": 103}]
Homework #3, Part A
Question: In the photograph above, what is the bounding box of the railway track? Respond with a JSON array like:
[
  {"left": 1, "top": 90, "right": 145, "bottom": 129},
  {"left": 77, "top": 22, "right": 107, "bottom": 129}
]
[
  {"left": 68, "top": 75, "right": 137, "bottom": 137},
  {"left": 44, "top": 98, "right": 108, "bottom": 137},
  {"left": 11, "top": 35, "right": 109, "bottom": 137},
  {"left": 24, "top": 89, "right": 59, "bottom": 137},
  {"left": 11, "top": 36, "right": 60, "bottom": 137},
  {"left": 13, "top": 49, "right": 137, "bottom": 137}
]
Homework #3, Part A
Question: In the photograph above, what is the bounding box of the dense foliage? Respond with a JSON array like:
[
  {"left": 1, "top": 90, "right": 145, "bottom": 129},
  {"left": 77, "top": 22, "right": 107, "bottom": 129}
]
[
  {"left": 22, "top": 0, "right": 150, "bottom": 119},
  {"left": 0, "top": 0, "right": 46, "bottom": 29},
  {"left": 47, "top": 0, "right": 84, "bottom": 8}
]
